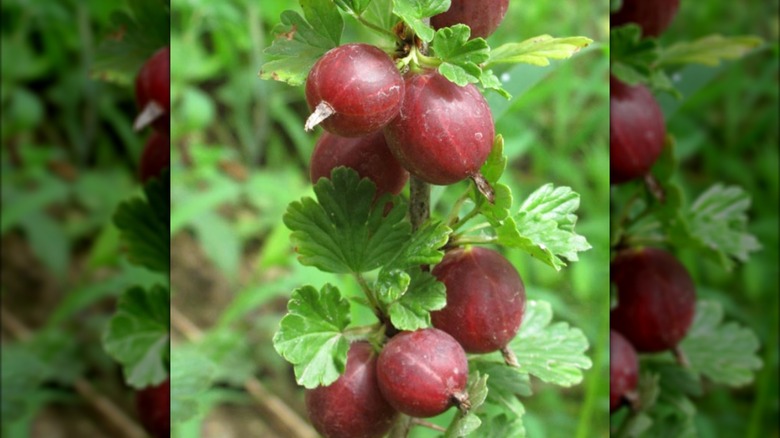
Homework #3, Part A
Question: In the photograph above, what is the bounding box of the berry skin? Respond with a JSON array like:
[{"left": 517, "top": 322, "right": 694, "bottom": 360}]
[
  {"left": 305, "top": 43, "right": 404, "bottom": 137},
  {"left": 611, "top": 0, "right": 680, "bottom": 38},
  {"left": 139, "top": 131, "right": 170, "bottom": 184},
  {"left": 610, "top": 247, "right": 696, "bottom": 353},
  {"left": 136, "top": 378, "right": 169, "bottom": 438},
  {"left": 135, "top": 46, "right": 170, "bottom": 133},
  {"left": 305, "top": 342, "right": 397, "bottom": 438},
  {"left": 310, "top": 131, "right": 409, "bottom": 197},
  {"left": 383, "top": 71, "right": 494, "bottom": 185},
  {"left": 610, "top": 329, "right": 639, "bottom": 412},
  {"left": 610, "top": 76, "right": 666, "bottom": 184},
  {"left": 431, "top": 247, "right": 526, "bottom": 353},
  {"left": 431, "top": 0, "right": 510, "bottom": 39},
  {"left": 377, "top": 328, "right": 469, "bottom": 418}
]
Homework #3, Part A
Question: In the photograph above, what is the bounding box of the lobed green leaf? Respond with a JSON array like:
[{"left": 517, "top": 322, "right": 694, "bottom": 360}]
[
  {"left": 113, "top": 170, "right": 170, "bottom": 273},
  {"left": 102, "top": 285, "right": 170, "bottom": 388},
  {"left": 283, "top": 167, "right": 410, "bottom": 274},
  {"left": 496, "top": 184, "right": 591, "bottom": 270},
  {"left": 680, "top": 300, "right": 763, "bottom": 386},
  {"left": 272, "top": 284, "right": 351, "bottom": 388},
  {"left": 508, "top": 300, "right": 592, "bottom": 386},
  {"left": 259, "top": 5, "right": 343, "bottom": 86},
  {"left": 393, "top": 0, "right": 451, "bottom": 42},
  {"left": 431, "top": 25, "right": 489, "bottom": 86}
]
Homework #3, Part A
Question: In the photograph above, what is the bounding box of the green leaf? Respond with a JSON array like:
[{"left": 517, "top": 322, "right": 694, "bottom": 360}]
[
  {"left": 334, "top": 0, "right": 372, "bottom": 15},
  {"left": 272, "top": 284, "right": 351, "bottom": 388},
  {"left": 609, "top": 25, "right": 660, "bottom": 85},
  {"left": 488, "top": 35, "right": 593, "bottom": 67},
  {"left": 657, "top": 35, "right": 763, "bottom": 67},
  {"left": 685, "top": 184, "right": 762, "bottom": 270},
  {"left": 471, "top": 359, "right": 531, "bottom": 414},
  {"left": 301, "top": 0, "right": 344, "bottom": 46},
  {"left": 495, "top": 184, "right": 591, "bottom": 270},
  {"left": 113, "top": 171, "right": 170, "bottom": 273},
  {"left": 259, "top": 6, "right": 342, "bottom": 86},
  {"left": 680, "top": 300, "right": 762, "bottom": 386},
  {"left": 170, "top": 346, "right": 215, "bottom": 423},
  {"left": 393, "top": 0, "right": 451, "bottom": 42},
  {"left": 386, "top": 268, "right": 447, "bottom": 330},
  {"left": 283, "top": 167, "right": 410, "bottom": 273},
  {"left": 508, "top": 300, "right": 592, "bottom": 386},
  {"left": 480, "top": 135, "right": 507, "bottom": 184},
  {"left": 444, "top": 372, "right": 488, "bottom": 437},
  {"left": 387, "top": 219, "right": 452, "bottom": 269},
  {"left": 431, "top": 25, "right": 489, "bottom": 86},
  {"left": 478, "top": 68, "right": 511, "bottom": 99},
  {"left": 470, "top": 136, "right": 513, "bottom": 222},
  {"left": 102, "top": 285, "right": 170, "bottom": 388},
  {"left": 92, "top": 0, "right": 170, "bottom": 83},
  {"left": 482, "top": 414, "right": 526, "bottom": 438}
]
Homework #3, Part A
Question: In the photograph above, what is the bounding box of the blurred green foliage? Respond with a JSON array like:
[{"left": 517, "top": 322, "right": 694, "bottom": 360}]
[
  {"left": 171, "top": 0, "right": 609, "bottom": 437},
  {"left": 656, "top": 2, "right": 779, "bottom": 436},
  {"left": 2, "top": 0, "right": 169, "bottom": 435}
]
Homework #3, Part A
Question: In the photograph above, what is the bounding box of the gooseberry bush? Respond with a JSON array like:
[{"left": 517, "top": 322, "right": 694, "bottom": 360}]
[
  {"left": 94, "top": 1, "right": 171, "bottom": 437},
  {"left": 610, "top": 0, "right": 764, "bottom": 435},
  {"left": 260, "top": 0, "right": 594, "bottom": 436}
]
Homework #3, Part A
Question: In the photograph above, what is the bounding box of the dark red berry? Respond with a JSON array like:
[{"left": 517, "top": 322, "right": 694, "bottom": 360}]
[
  {"left": 431, "top": 247, "right": 526, "bottom": 353},
  {"left": 139, "top": 131, "right": 170, "bottom": 184},
  {"left": 431, "top": 0, "right": 509, "bottom": 39},
  {"left": 610, "top": 330, "right": 639, "bottom": 412},
  {"left": 610, "top": 247, "right": 696, "bottom": 353},
  {"left": 310, "top": 131, "right": 409, "bottom": 197},
  {"left": 610, "top": 76, "right": 666, "bottom": 184},
  {"left": 306, "top": 342, "right": 397, "bottom": 438},
  {"left": 136, "top": 378, "right": 169, "bottom": 438},
  {"left": 383, "top": 71, "right": 494, "bottom": 185},
  {"left": 377, "top": 328, "right": 469, "bottom": 418},
  {"left": 305, "top": 43, "right": 404, "bottom": 137},
  {"left": 611, "top": 0, "right": 680, "bottom": 38},
  {"left": 135, "top": 46, "right": 170, "bottom": 133}
]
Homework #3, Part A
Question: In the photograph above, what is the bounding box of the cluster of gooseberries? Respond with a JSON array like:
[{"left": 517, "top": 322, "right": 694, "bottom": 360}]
[
  {"left": 609, "top": 0, "right": 679, "bottom": 184},
  {"left": 135, "top": 46, "right": 171, "bottom": 184},
  {"left": 609, "top": 0, "right": 696, "bottom": 413},
  {"left": 300, "top": 3, "right": 533, "bottom": 437},
  {"left": 133, "top": 46, "right": 171, "bottom": 438}
]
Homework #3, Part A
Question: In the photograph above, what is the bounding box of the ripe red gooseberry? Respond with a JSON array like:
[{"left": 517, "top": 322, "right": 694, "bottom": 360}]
[
  {"left": 377, "top": 328, "right": 470, "bottom": 418},
  {"left": 610, "top": 247, "right": 696, "bottom": 353},
  {"left": 305, "top": 44, "right": 404, "bottom": 137},
  {"left": 383, "top": 71, "right": 494, "bottom": 186},
  {"left": 431, "top": 246, "right": 526, "bottom": 354},
  {"left": 305, "top": 342, "right": 397, "bottom": 438}
]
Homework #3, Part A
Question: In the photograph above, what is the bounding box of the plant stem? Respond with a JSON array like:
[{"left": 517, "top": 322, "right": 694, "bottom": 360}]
[
  {"left": 409, "top": 176, "right": 430, "bottom": 232},
  {"left": 411, "top": 418, "right": 447, "bottom": 432},
  {"left": 445, "top": 189, "right": 471, "bottom": 227},
  {"left": 355, "top": 273, "right": 382, "bottom": 313},
  {"left": 450, "top": 208, "right": 483, "bottom": 233}
]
